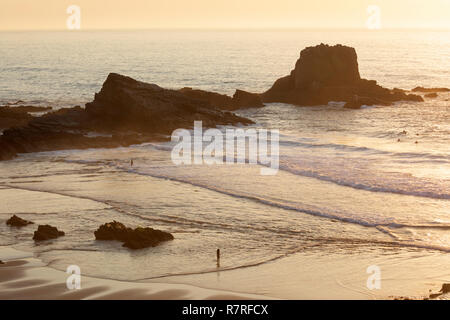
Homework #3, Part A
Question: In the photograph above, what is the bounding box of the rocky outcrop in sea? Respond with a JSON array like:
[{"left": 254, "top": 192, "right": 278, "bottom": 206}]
[
  {"left": 261, "top": 43, "right": 424, "bottom": 108},
  {"left": 1, "top": 44, "right": 445, "bottom": 161},
  {"left": 0, "top": 73, "right": 253, "bottom": 160}
]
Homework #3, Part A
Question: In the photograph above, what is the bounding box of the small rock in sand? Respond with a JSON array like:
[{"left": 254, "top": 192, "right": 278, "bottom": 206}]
[{"left": 6, "top": 215, "right": 34, "bottom": 227}]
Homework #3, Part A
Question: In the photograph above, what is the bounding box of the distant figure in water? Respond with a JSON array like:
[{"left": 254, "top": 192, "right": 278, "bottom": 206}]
[
  {"left": 130, "top": 159, "right": 134, "bottom": 167},
  {"left": 216, "top": 249, "right": 221, "bottom": 267}
]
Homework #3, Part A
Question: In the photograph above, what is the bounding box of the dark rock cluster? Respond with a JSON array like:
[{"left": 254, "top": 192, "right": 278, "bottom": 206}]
[
  {"left": 5, "top": 215, "right": 170, "bottom": 249},
  {"left": 94, "top": 221, "right": 174, "bottom": 249},
  {"left": 33, "top": 225, "right": 65, "bottom": 241}
]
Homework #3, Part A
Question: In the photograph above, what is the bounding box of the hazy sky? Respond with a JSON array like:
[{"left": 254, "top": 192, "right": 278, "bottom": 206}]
[{"left": 1, "top": 0, "right": 449, "bottom": 30}]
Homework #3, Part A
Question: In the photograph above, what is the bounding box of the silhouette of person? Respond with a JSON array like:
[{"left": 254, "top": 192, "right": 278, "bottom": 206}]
[{"left": 216, "top": 249, "right": 220, "bottom": 268}]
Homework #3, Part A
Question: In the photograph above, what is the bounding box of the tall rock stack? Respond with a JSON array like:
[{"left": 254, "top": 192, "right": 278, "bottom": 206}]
[{"left": 262, "top": 43, "right": 423, "bottom": 107}]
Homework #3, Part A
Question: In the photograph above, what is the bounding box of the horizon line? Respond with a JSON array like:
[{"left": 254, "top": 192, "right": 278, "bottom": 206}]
[{"left": 1, "top": 27, "right": 450, "bottom": 32}]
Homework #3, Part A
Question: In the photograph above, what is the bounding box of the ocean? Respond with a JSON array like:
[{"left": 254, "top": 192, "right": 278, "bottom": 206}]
[{"left": 0, "top": 30, "right": 449, "bottom": 298}]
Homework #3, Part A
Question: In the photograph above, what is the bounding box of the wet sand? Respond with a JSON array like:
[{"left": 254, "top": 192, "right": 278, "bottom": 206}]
[
  {"left": 2, "top": 245, "right": 450, "bottom": 300},
  {"left": 0, "top": 247, "right": 271, "bottom": 300}
]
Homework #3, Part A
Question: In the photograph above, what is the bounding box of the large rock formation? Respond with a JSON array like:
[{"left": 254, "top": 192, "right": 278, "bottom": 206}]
[
  {"left": 94, "top": 221, "right": 174, "bottom": 250},
  {"left": 0, "top": 73, "right": 253, "bottom": 161},
  {"left": 262, "top": 43, "right": 423, "bottom": 107},
  {"left": 85, "top": 73, "right": 252, "bottom": 132}
]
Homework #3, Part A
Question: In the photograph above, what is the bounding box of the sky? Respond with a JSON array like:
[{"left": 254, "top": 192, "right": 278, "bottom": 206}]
[{"left": 0, "top": 0, "right": 449, "bottom": 30}]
